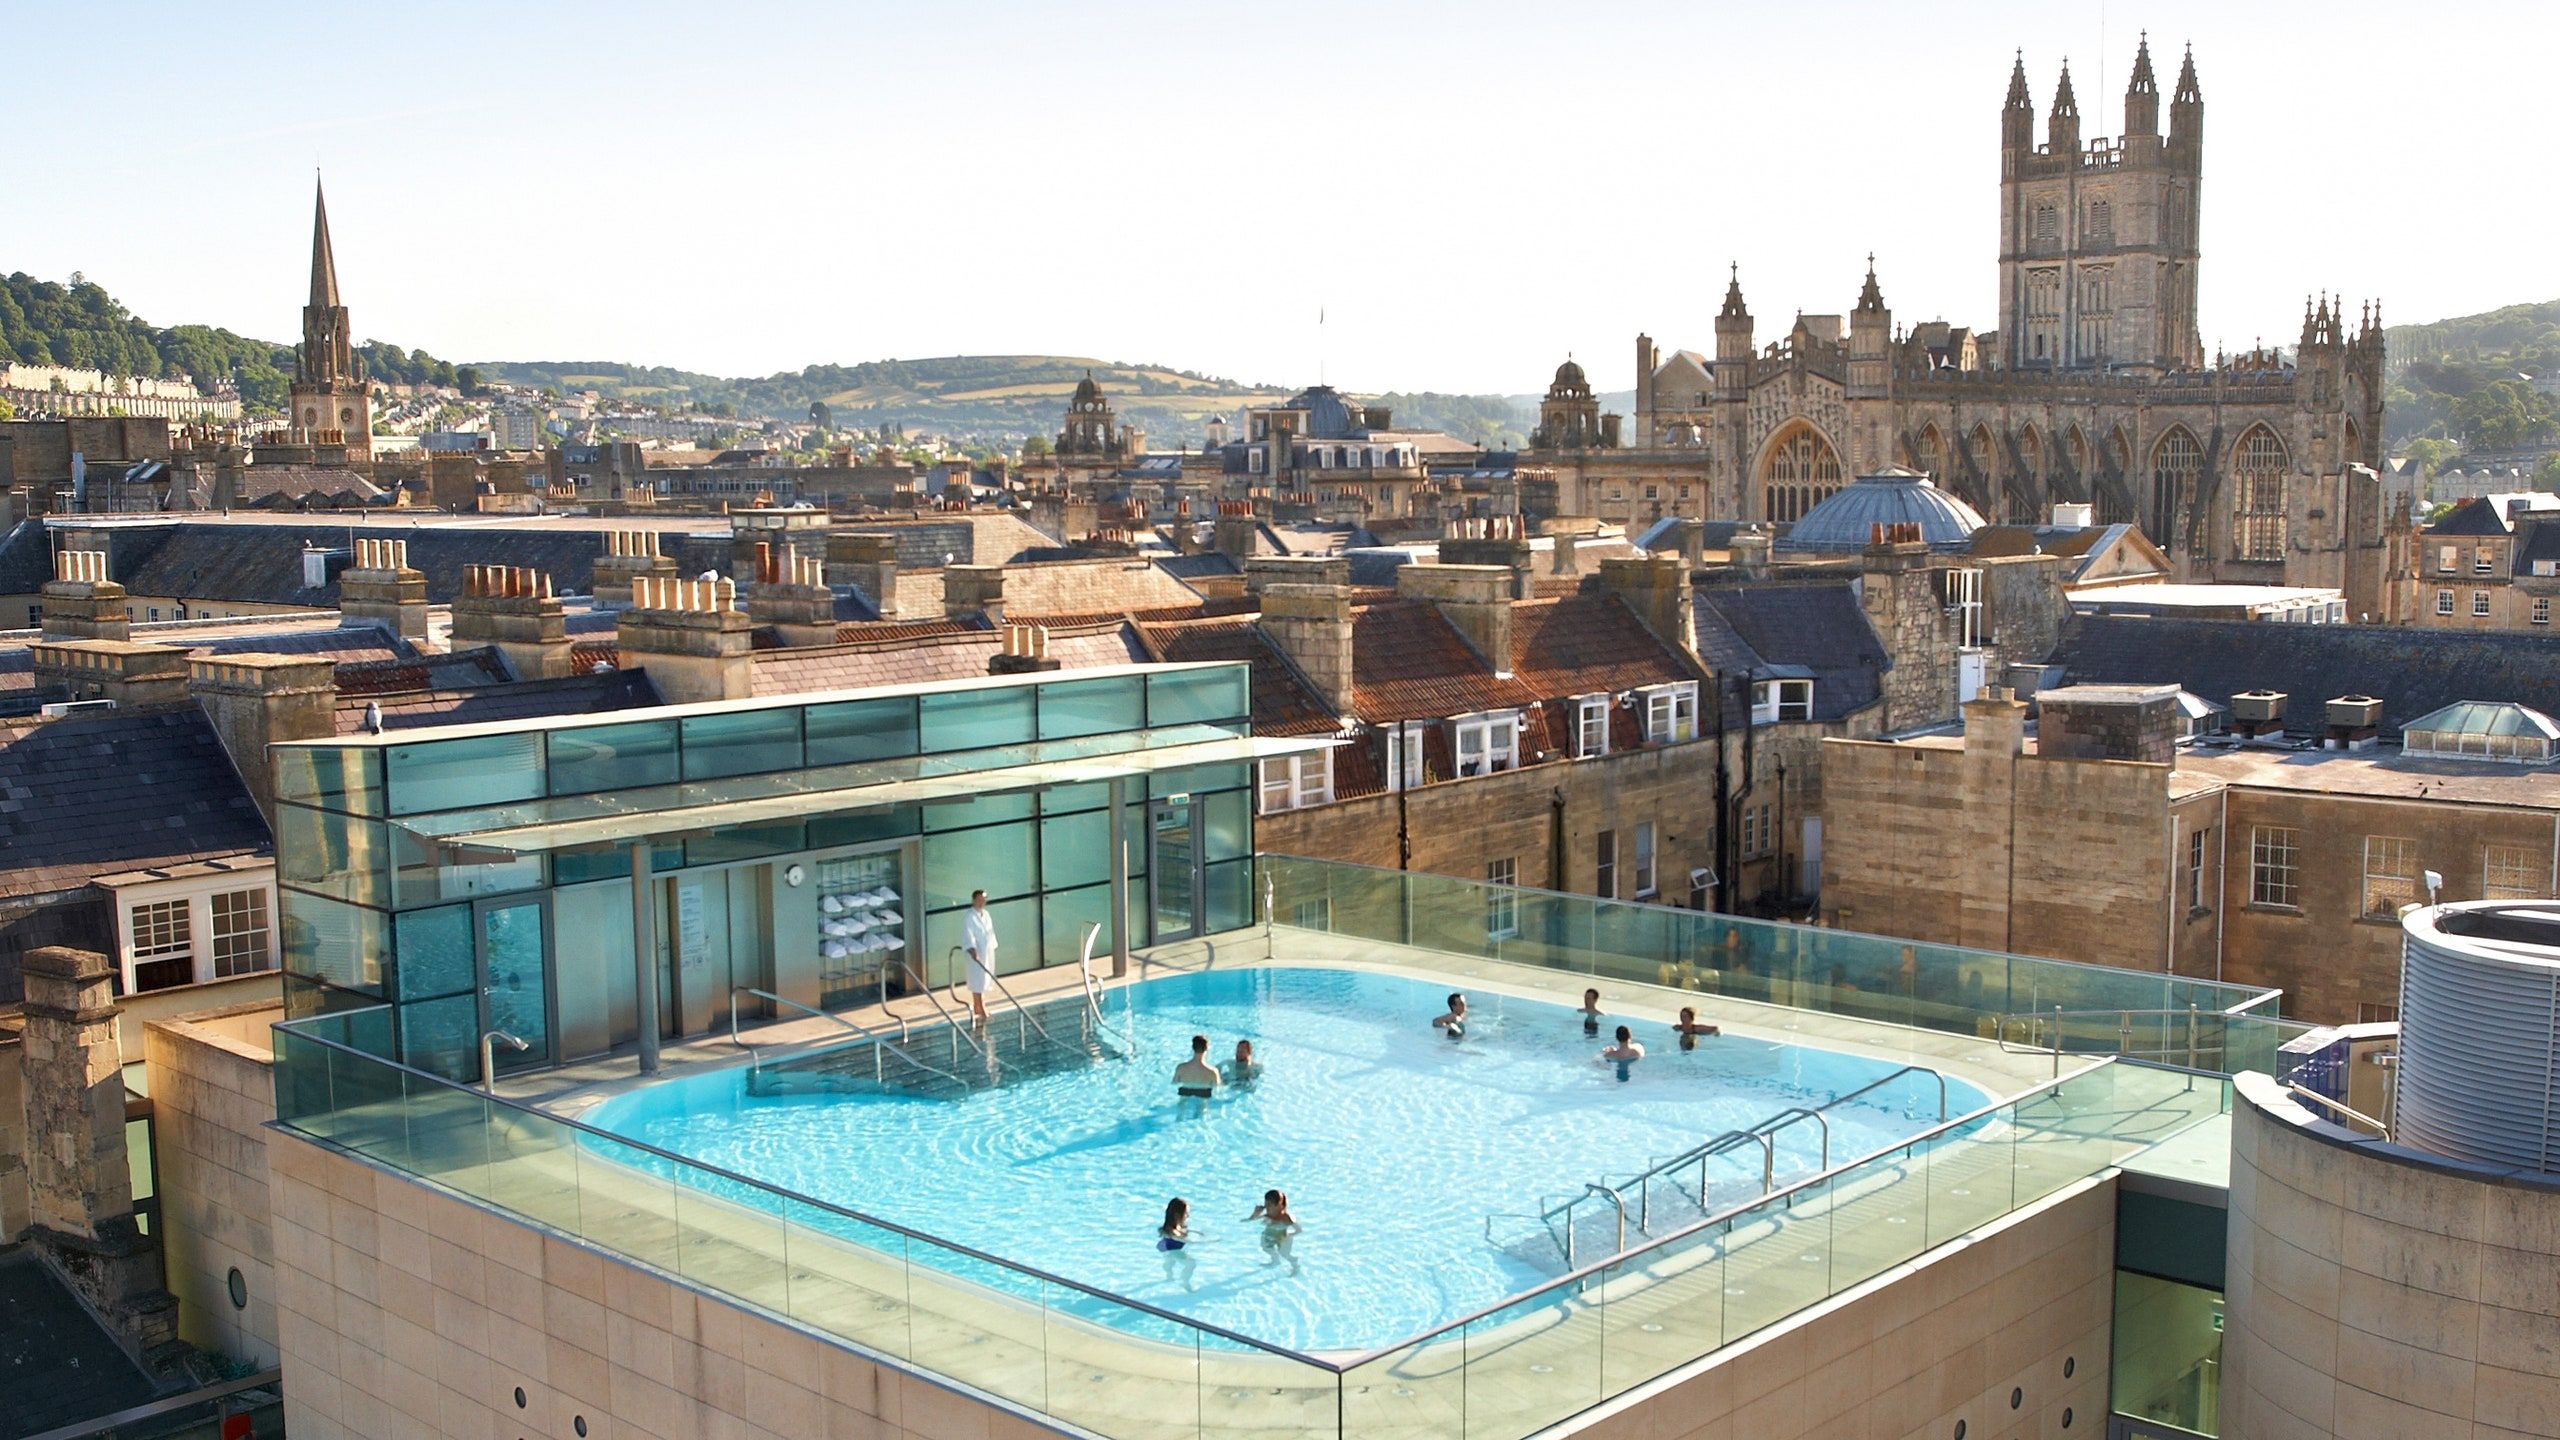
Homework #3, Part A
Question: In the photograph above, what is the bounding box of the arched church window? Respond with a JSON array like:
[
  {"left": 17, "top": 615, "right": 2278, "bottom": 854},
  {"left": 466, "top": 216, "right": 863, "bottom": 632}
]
[
  {"left": 2035, "top": 205, "right": 2058, "bottom": 244},
  {"left": 2231, "top": 426, "right": 2290, "bottom": 563},
  {"left": 2148, "top": 428, "right": 2202, "bottom": 548},
  {"left": 1761, "top": 427, "right": 1841, "bottom": 523}
]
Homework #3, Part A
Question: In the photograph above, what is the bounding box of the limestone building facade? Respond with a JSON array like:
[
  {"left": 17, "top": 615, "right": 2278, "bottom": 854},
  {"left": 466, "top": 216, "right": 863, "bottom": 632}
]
[{"left": 1528, "top": 43, "right": 2409, "bottom": 622}]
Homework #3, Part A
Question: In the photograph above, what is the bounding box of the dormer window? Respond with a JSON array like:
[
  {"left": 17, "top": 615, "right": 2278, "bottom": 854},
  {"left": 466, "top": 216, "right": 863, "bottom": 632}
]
[
  {"left": 1385, "top": 723, "right": 1427, "bottom": 791},
  {"left": 1452, "top": 711, "right": 1521, "bottom": 776},
  {"left": 1750, "top": 679, "right": 1814, "bottom": 724},
  {"left": 1574, "top": 695, "right": 1610, "bottom": 759},
  {"left": 1640, "top": 683, "right": 1699, "bottom": 743}
]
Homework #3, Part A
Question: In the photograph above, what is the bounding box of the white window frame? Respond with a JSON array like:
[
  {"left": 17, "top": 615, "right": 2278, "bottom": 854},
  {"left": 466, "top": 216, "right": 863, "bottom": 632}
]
[
  {"left": 1595, "top": 829, "right": 1618, "bottom": 899},
  {"left": 2474, "top": 590, "right": 2492, "bottom": 617},
  {"left": 1741, "top": 803, "right": 1773, "bottom": 860},
  {"left": 2187, "top": 826, "right": 2209, "bottom": 913},
  {"left": 1385, "top": 723, "right": 1426, "bottom": 791},
  {"left": 2250, "top": 826, "right": 2299, "bottom": 909},
  {"left": 1574, "top": 695, "right": 1610, "bottom": 759},
  {"left": 2438, "top": 544, "right": 2459, "bottom": 574},
  {"left": 1452, "top": 711, "right": 1521, "bottom": 777},
  {"left": 1642, "top": 682, "right": 1700, "bottom": 743},
  {"left": 1634, "top": 821, "right": 1657, "bottom": 898},
  {"left": 2362, "top": 835, "right": 2420, "bottom": 918},
  {"left": 1749, "top": 679, "right": 1812, "bottom": 725},
  {"left": 2486, "top": 844, "right": 2545, "bottom": 901},
  {"left": 1256, "top": 752, "right": 1332, "bottom": 814},
  {"left": 112, "top": 872, "right": 281, "bottom": 994},
  {"left": 2477, "top": 545, "right": 2497, "bottom": 575},
  {"left": 2436, "top": 589, "right": 2455, "bottom": 616},
  {"left": 1946, "top": 566, "right": 1985, "bottom": 647}
]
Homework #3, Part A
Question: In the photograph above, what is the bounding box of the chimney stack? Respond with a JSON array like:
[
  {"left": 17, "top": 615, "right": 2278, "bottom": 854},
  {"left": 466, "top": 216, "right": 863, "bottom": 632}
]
[
  {"left": 1730, "top": 525, "right": 1772, "bottom": 579},
  {"left": 1438, "top": 515, "right": 1534, "bottom": 599},
  {"left": 989, "top": 622, "right": 1062, "bottom": 675},
  {"left": 188, "top": 653, "right": 340, "bottom": 825},
  {"left": 30, "top": 639, "right": 190, "bottom": 710},
  {"left": 337, "top": 537, "right": 429, "bottom": 641},
  {"left": 746, "top": 544, "right": 838, "bottom": 649},
  {"left": 1395, "top": 563, "right": 1516, "bottom": 677},
  {"left": 1258, "top": 584, "right": 1355, "bottom": 714},
  {"left": 1962, "top": 684, "right": 2029, "bottom": 757},
  {"left": 1597, "top": 555, "right": 1697, "bottom": 655},
  {"left": 943, "top": 563, "right": 1006, "bottom": 624},
  {"left": 615, "top": 574, "right": 754, "bottom": 704},
  {"left": 1212, "top": 501, "right": 1264, "bottom": 560},
  {"left": 1243, "top": 555, "right": 1351, "bottom": 596},
  {"left": 592, "top": 529, "right": 677, "bottom": 611},
  {"left": 450, "top": 564, "right": 574, "bottom": 679},
  {"left": 826, "top": 532, "right": 900, "bottom": 618},
  {"left": 40, "top": 548, "right": 129, "bottom": 642},
  {"left": 2034, "top": 684, "right": 2181, "bottom": 764}
]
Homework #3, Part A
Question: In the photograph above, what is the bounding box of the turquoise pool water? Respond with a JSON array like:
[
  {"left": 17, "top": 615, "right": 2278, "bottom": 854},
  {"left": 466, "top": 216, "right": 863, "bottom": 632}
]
[{"left": 586, "top": 966, "right": 1986, "bottom": 1352}]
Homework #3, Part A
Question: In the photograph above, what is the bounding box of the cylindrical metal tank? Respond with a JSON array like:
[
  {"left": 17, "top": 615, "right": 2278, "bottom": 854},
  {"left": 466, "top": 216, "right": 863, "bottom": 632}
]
[{"left": 2397, "top": 900, "right": 2560, "bottom": 1171}]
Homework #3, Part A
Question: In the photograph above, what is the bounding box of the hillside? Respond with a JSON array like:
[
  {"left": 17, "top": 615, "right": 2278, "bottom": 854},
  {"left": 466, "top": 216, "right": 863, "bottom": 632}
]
[
  {"left": 2385, "top": 298, "right": 2560, "bottom": 450},
  {"left": 0, "top": 265, "right": 1536, "bottom": 446}
]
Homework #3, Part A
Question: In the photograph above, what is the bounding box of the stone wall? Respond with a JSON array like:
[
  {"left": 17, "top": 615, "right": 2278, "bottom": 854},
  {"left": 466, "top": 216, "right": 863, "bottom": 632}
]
[
  {"left": 0, "top": 1029, "right": 24, "bottom": 1240},
  {"left": 144, "top": 1005, "right": 280, "bottom": 1367},
  {"left": 2225, "top": 1072, "right": 2560, "bottom": 1436}
]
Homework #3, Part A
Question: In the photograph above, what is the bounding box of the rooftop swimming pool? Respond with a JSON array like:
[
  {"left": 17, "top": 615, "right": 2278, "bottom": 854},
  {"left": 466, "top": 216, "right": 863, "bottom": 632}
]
[{"left": 585, "top": 966, "right": 1989, "bottom": 1353}]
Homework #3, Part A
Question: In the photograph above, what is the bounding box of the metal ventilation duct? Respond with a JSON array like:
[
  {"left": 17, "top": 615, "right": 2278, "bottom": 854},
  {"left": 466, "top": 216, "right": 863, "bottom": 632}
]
[{"left": 2397, "top": 901, "right": 2560, "bottom": 1172}]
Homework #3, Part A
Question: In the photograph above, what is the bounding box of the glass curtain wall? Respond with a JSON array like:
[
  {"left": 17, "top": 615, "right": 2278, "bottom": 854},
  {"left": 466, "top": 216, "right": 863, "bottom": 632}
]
[{"left": 274, "top": 666, "right": 1252, "bottom": 1080}]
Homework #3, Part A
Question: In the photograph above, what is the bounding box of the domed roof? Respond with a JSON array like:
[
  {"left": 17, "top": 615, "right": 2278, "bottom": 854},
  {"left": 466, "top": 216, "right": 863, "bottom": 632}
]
[
  {"left": 1783, "top": 467, "right": 1987, "bottom": 552},
  {"left": 1071, "top": 371, "right": 1104, "bottom": 405},
  {"left": 1286, "top": 385, "right": 1363, "bottom": 438},
  {"left": 1552, "top": 358, "right": 1587, "bottom": 388}
]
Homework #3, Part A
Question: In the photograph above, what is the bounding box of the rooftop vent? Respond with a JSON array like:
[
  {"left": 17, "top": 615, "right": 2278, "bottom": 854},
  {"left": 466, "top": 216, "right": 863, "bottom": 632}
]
[
  {"left": 2397, "top": 901, "right": 2560, "bottom": 1172},
  {"left": 38, "top": 698, "right": 116, "bottom": 719}
]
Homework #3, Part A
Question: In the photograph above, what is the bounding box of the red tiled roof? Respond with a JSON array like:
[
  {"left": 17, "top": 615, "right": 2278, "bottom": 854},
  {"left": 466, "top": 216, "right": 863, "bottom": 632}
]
[
  {"left": 1346, "top": 600, "right": 1547, "bottom": 723},
  {"left": 831, "top": 619, "right": 986, "bottom": 645},
  {"left": 570, "top": 640, "right": 619, "bottom": 671}
]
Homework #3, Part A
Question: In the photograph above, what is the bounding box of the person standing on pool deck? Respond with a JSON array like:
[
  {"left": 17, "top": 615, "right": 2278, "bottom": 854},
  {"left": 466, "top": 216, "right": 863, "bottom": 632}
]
[
  {"left": 1157, "top": 1198, "right": 1197, "bottom": 1288},
  {"left": 1433, "top": 992, "right": 1468, "bottom": 1038},
  {"left": 1174, "top": 1034, "right": 1223, "bottom": 1101},
  {"left": 960, "top": 889, "right": 997, "bottom": 1025}
]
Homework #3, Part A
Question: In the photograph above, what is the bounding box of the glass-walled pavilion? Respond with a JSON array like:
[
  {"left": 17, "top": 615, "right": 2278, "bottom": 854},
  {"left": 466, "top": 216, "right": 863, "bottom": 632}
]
[{"left": 272, "top": 662, "right": 1312, "bottom": 1081}]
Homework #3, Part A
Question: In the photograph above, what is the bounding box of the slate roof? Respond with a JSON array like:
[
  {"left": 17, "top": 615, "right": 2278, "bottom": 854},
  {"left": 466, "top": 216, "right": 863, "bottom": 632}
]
[
  {"left": 333, "top": 669, "right": 663, "bottom": 734},
  {"left": 0, "top": 519, "right": 48, "bottom": 596},
  {"left": 2426, "top": 498, "right": 2513, "bottom": 537},
  {"left": 0, "top": 708, "right": 268, "bottom": 900},
  {"left": 1692, "top": 584, "right": 1890, "bottom": 724},
  {"left": 0, "top": 1249, "right": 160, "bottom": 1433},
  {"left": 80, "top": 522, "right": 611, "bottom": 607},
  {"left": 2518, "top": 521, "right": 2560, "bottom": 571},
  {"left": 332, "top": 647, "right": 512, "bottom": 696},
  {"left": 1155, "top": 552, "right": 1242, "bottom": 581},
  {"left": 2054, "top": 614, "right": 2560, "bottom": 739},
  {"left": 745, "top": 623, "right": 1142, "bottom": 696},
  {"left": 226, "top": 462, "right": 391, "bottom": 507}
]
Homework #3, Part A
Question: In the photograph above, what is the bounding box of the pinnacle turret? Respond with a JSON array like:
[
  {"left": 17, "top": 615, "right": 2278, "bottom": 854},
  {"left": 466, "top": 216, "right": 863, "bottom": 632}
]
[
  {"left": 1719, "top": 263, "right": 1749, "bottom": 322},
  {"left": 2004, "top": 49, "right": 2032, "bottom": 110},
  {"left": 2173, "top": 43, "right": 2201, "bottom": 105},
  {"left": 1855, "top": 255, "right": 1886, "bottom": 314},
  {"left": 2048, "top": 59, "right": 2081, "bottom": 153},
  {"left": 2125, "top": 32, "right": 2159, "bottom": 135}
]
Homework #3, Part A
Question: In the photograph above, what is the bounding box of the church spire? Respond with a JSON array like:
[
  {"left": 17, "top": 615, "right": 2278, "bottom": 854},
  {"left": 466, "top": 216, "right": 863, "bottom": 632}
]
[
  {"left": 2004, "top": 50, "right": 2032, "bottom": 111},
  {"left": 1719, "top": 262, "right": 1749, "bottom": 321},
  {"left": 1855, "top": 254, "right": 1885, "bottom": 314},
  {"left": 2125, "top": 32, "right": 2159, "bottom": 136},
  {"left": 2048, "top": 59, "right": 2081, "bottom": 153},
  {"left": 2173, "top": 42, "right": 2202, "bottom": 105},
  {"left": 310, "top": 173, "right": 340, "bottom": 311}
]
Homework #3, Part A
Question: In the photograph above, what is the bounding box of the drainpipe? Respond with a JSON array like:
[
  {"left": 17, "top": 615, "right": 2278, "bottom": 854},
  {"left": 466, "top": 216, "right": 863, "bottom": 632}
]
[
  {"left": 1731, "top": 670, "right": 1760, "bottom": 913},
  {"left": 629, "top": 839, "right": 661, "bottom": 1075},
  {"left": 1774, "top": 756, "right": 1790, "bottom": 911},
  {"left": 1710, "top": 672, "right": 1734, "bottom": 914},
  {"left": 1548, "top": 786, "right": 1567, "bottom": 893}
]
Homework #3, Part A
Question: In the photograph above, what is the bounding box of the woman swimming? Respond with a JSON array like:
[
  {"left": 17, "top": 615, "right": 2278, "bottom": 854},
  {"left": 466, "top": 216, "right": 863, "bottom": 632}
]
[
  {"left": 1244, "top": 1189, "right": 1301, "bottom": 1275},
  {"left": 1674, "top": 1006, "right": 1721, "bottom": 1050},
  {"left": 1157, "top": 1197, "right": 1197, "bottom": 1288}
]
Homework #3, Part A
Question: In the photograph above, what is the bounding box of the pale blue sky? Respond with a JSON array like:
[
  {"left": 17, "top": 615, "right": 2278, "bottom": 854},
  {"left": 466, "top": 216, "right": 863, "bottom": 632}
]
[{"left": 3, "top": 0, "right": 2547, "bottom": 393}]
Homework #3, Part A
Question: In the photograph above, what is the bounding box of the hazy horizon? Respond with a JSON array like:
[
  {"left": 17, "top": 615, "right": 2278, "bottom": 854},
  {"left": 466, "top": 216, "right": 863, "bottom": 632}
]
[{"left": 5, "top": 0, "right": 2551, "bottom": 397}]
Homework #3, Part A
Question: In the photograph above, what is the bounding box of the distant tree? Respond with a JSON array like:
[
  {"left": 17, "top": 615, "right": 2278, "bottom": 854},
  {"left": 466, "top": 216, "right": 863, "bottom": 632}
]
[
  {"left": 0, "top": 397, "right": 14, "bottom": 422},
  {"left": 2400, "top": 437, "right": 2455, "bottom": 477},
  {"left": 1020, "top": 434, "right": 1052, "bottom": 458},
  {"left": 456, "top": 366, "right": 483, "bottom": 397},
  {"left": 2536, "top": 451, "right": 2560, "bottom": 491}
]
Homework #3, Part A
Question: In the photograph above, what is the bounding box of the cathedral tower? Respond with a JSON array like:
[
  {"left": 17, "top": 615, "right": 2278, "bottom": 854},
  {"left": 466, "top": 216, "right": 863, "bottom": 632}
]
[
  {"left": 1714, "top": 266, "right": 1752, "bottom": 401},
  {"left": 288, "top": 176, "right": 374, "bottom": 464},
  {"left": 1997, "top": 42, "right": 2202, "bottom": 375},
  {"left": 1848, "top": 256, "right": 1891, "bottom": 400}
]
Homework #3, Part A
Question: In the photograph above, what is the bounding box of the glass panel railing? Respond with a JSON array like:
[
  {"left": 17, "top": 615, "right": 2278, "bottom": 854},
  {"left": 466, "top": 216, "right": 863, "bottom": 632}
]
[
  {"left": 269, "top": 1020, "right": 1339, "bottom": 1440},
  {"left": 1256, "top": 855, "right": 2289, "bottom": 1077}
]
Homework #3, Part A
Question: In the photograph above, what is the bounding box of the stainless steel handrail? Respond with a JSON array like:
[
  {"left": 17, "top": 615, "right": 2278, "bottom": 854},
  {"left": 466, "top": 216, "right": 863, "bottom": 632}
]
[
  {"left": 901, "top": 954, "right": 988, "bottom": 1060},
  {"left": 1998, "top": 1005, "right": 2224, "bottom": 1072},
  {"left": 1560, "top": 1182, "right": 1629, "bottom": 1270},
  {"left": 1076, "top": 922, "right": 1136, "bottom": 1057},
  {"left": 955, "top": 946, "right": 1062, "bottom": 1051},
  {"left": 727, "top": 986, "right": 965, "bottom": 1089}
]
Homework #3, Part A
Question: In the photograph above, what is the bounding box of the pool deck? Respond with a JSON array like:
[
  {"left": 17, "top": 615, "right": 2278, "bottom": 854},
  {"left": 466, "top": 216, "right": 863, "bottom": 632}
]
[{"left": 400, "top": 924, "right": 2223, "bottom": 1440}]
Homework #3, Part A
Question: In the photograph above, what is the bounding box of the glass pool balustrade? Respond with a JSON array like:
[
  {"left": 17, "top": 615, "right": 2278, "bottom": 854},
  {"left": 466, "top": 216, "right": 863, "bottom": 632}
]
[
  {"left": 271, "top": 1005, "right": 2229, "bottom": 1440},
  {"left": 1252, "top": 856, "right": 2298, "bottom": 1079}
]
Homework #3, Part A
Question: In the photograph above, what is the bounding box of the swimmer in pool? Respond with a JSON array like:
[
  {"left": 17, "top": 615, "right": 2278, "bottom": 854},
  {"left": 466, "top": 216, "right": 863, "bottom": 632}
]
[
  {"left": 1173, "top": 1034, "right": 1222, "bottom": 1103},
  {"left": 1674, "top": 1006, "right": 1721, "bottom": 1050},
  {"left": 1433, "top": 992, "right": 1468, "bottom": 1039},
  {"left": 1156, "top": 1197, "right": 1197, "bottom": 1288},
  {"left": 1244, "top": 1188, "right": 1301, "bottom": 1274},
  {"left": 1600, "top": 1024, "right": 1645, "bottom": 1064},
  {"left": 1579, "top": 988, "right": 1604, "bottom": 1034},
  {"left": 1224, "top": 1038, "right": 1263, "bottom": 1088}
]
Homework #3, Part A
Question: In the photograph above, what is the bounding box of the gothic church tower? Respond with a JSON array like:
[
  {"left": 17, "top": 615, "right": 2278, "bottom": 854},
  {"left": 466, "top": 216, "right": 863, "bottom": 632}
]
[
  {"left": 1996, "top": 38, "right": 2202, "bottom": 375},
  {"left": 289, "top": 175, "right": 374, "bottom": 464}
]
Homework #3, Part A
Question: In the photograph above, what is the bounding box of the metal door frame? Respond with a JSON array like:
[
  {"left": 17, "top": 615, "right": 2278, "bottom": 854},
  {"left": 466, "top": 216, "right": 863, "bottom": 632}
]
[
  {"left": 1148, "top": 796, "right": 1204, "bottom": 943},
  {"left": 473, "top": 892, "right": 558, "bottom": 1073}
]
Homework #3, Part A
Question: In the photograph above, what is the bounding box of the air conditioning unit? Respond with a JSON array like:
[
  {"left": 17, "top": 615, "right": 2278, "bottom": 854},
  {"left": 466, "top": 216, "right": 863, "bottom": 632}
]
[
  {"left": 38, "top": 699, "right": 116, "bottom": 719},
  {"left": 2326, "top": 694, "right": 2384, "bottom": 730},
  {"left": 2231, "top": 689, "right": 2287, "bottom": 724}
]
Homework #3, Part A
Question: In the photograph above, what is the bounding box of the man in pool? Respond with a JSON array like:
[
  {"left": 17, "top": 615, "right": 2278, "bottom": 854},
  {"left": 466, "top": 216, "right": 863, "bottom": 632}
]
[
  {"left": 1600, "top": 1024, "right": 1645, "bottom": 1064},
  {"left": 1578, "top": 988, "right": 1604, "bottom": 1034},
  {"left": 1224, "top": 1038, "right": 1262, "bottom": 1088},
  {"left": 1432, "top": 992, "right": 1468, "bottom": 1039},
  {"left": 1174, "top": 1034, "right": 1223, "bottom": 1100}
]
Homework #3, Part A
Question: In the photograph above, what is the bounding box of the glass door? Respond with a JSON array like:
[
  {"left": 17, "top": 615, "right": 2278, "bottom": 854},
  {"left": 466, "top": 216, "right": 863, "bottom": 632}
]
[
  {"left": 1151, "top": 798, "right": 1203, "bottom": 942},
  {"left": 475, "top": 897, "right": 554, "bottom": 1073}
]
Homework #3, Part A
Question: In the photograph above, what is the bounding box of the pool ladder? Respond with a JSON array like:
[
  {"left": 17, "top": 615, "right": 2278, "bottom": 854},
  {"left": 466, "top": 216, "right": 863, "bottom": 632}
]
[
  {"left": 727, "top": 986, "right": 971, "bottom": 1090},
  {"left": 1491, "top": 1063, "right": 1951, "bottom": 1268}
]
